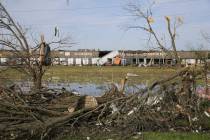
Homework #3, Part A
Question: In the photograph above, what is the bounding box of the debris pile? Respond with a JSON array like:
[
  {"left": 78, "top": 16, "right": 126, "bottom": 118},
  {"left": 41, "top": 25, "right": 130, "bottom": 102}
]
[{"left": 0, "top": 67, "right": 210, "bottom": 140}]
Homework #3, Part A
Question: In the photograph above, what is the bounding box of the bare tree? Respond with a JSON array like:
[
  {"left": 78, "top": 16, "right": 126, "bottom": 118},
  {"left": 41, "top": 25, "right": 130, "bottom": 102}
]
[
  {"left": 126, "top": 2, "right": 166, "bottom": 51},
  {"left": 165, "top": 16, "right": 183, "bottom": 65},
  {"left": 0, "top": 2, "right": 72, "bottom": 90},
  {"left": 126, "top": 0, "right": 183, "bottom": 65}
]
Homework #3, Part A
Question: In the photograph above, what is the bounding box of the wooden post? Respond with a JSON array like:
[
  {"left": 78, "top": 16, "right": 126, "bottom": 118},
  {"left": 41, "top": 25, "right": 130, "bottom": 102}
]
[
  {"left": 119, "top": 78, "right": 127, "bottom": 94},
  {"left": 39, "top": 34, "right": 45, "bottom": 65}
]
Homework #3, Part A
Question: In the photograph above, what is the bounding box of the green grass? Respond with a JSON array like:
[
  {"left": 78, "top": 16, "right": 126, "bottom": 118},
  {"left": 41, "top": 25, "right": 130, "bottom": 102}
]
[
  {"left": 44, "top": 66, "right": 175, "bottom": 83},
  {"left": 2, "top": 65, "right": 206, "bottom": 86},
  {"left": 0, "top": 68, "right": 26, "bottom": 79},
  {"left": 46, "top": 66, "right": 177, "bottom": 84},
  {"left": 61, "top": 132, "right": 210, "bottom": 140},
  {"left": 143, "top": 132, "right": 210, "bottom": 140},
  {"left": 1, "top": 66, "right": 176, "bottom": 84}
]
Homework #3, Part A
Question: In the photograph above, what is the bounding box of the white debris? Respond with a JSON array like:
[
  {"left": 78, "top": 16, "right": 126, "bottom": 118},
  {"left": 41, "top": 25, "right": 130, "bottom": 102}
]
[
  {"left": 96, "top": 122, "right": 103, "bottom": 126},
  {"left": 41, "top": 94, "right": 48, "bottom": 100},
  {"left": 72, "top": 91, "right": 80, "bottom": 95},
  {"left": 147, "top": 96, "right": 162, "bottom": 105},
  {"left": 192, "top": 117, "right": 198, "bottom": 122},
  {"left": 127, "top": 110, "right": 134, "bottom": 116},
  {"left": 68, "top": 106, "right": 75, "bottom": 113},
  {"left": 137, "top": 132, "right": 142, "bottom": 135},
  {"left": 127, "top": 107, "right": 137, "bottom": 116},
  {"left": 110, "top": 103, "right": 118, "bottom": 114},
  {"left": 204, "top": 111, "right": 210, "bottom": 118},
  {"left": 157, "top": 107, "right": 161, "bottom": 111},
  {"left": 126, "top": 73, "right": 139, "bottom": 77}
]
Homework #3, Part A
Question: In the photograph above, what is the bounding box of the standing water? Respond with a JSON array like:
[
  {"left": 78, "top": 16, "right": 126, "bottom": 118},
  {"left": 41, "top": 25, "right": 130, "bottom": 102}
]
[{"left": 15, "top": 81, "right": 146, "bottom": 96}]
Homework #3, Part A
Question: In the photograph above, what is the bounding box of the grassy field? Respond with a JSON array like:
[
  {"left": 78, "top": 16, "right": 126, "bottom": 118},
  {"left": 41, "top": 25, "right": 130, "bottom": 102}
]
[
  {"left": 1, "top": 66, "right": 177, "bottom": 84},
  {"left": 61, "top": 132, "right": 210, "bottom": 140}
]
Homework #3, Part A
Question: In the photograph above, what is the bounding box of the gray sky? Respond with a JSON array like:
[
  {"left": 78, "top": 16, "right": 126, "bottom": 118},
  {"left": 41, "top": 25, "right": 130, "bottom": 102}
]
[{"left": 2, "top": 0, "right": 210, "bottom": 50}]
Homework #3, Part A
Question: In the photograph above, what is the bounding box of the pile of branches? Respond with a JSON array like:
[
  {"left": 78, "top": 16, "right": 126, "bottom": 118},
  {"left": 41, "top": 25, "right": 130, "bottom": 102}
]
[
  {"left": 0, "top": 67, "right": 210, "bottom": 140},
  {"left": 0, "top": 87, "right": 81, "bottom": 140}
]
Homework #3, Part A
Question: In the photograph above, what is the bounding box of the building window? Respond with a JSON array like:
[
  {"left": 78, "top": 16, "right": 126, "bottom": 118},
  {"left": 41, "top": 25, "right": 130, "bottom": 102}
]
[
  {"left": 139, "top": 58, "right": 144, "bottom": 63},
  {"left": 133, "top": 58, "right": 136, "bottom": 64}
]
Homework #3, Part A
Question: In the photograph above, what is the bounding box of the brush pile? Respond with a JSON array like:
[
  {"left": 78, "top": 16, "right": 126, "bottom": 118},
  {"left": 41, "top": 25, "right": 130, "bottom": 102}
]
[{"left": 0, "top": 67, "right": 210, "bottom": 140}]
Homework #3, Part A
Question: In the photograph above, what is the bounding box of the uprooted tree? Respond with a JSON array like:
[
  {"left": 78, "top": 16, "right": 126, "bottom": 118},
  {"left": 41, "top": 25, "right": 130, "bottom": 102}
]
[
  {"left": 126, "top": 0, "right": 183, "bottom": 65},
  {"left": 0, "top": 2, "right": 72, "bottom": 90}
]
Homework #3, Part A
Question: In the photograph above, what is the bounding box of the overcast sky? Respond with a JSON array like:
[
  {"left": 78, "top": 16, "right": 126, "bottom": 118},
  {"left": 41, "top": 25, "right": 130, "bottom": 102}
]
[{"left": 1, "top": 0, "right": 210, "bottom": 50}]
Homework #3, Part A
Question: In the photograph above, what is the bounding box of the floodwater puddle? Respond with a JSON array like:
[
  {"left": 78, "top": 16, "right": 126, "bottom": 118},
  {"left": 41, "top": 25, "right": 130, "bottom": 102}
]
[
  {"left": 15, "top": 81, "right": 146, "bottom": 96},
  {"left": 47, "top": 82, "right": 108, "bottom": 96}
]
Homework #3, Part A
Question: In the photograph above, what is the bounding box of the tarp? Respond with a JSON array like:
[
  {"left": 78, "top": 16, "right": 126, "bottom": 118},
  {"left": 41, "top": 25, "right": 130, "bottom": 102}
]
[{"left": 114, "top": 56, "right": 121, "bottom": 65}]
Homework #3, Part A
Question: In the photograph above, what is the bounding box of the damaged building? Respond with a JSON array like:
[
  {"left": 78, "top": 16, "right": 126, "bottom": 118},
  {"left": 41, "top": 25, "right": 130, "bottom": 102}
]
[{"left": 0, "top": 49, "right": 210, "bottom": 66}]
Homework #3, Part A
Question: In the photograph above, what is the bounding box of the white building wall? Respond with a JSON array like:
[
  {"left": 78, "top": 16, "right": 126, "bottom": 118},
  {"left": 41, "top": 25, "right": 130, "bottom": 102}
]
[
  {"left": 76, "top": 58, "right": 82, "bottom": 65},
  {"left": 82, "top": 58, "right": 89, "bottom": 65},
  {"left": 67, "top": 58, "right": 74, "bottom": 65},
  {"left": 186, "top": 59, "right": 196, "bottom": 64},
  {"left": 60, "top": 58, "right": 67, "bottom": 65},
  {"left": 92, "top": 58, "right": 99, "bottom": 65},
  {"left": 65, "top": 52, "right": 70, "bottom": 56}
]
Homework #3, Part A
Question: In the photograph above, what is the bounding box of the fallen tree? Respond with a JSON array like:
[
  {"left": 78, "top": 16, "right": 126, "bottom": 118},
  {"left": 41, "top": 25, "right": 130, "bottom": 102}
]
[{"left": 0, "top": 66, "right": 210, "bottom": 140}]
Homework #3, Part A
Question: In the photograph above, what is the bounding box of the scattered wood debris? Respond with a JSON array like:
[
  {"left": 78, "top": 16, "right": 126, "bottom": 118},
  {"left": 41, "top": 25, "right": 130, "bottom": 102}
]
[{"left": 0, "top": 67, "right": 210, "bottom": 140}]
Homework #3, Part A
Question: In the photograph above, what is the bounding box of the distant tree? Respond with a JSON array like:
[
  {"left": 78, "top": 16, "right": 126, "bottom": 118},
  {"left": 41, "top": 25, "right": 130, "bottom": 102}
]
[
  {"left": 0, "top": 2, "right": 72, "bottom": 90},
  {"left": 126, "top": 0, "right": 183, "bottom": 65}
]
